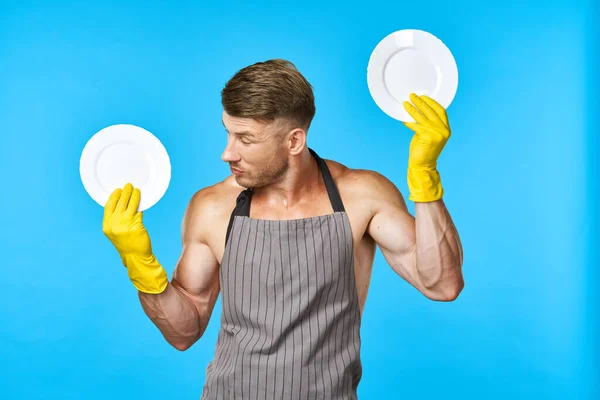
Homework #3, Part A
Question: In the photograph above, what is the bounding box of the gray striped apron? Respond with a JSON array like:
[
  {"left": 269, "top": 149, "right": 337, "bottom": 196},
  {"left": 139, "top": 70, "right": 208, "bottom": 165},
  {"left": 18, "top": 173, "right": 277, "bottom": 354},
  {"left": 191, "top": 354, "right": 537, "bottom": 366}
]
[{"left": 201, "top": 148, "right": 362, "bottom": 399}]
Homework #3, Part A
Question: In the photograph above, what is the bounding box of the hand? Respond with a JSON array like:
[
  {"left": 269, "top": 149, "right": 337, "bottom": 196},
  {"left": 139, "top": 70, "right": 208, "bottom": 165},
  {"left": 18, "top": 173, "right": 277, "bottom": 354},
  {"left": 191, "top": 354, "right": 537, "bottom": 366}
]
[
  {"left": 403, "top": 93, "right": 451, "bottom": 170},
  {"left": 102, "top": 182, "right": 168, "bottom": 294},
  {"left": 102, "top": 183, "right": 152, "bottom": 260},
  {"left": 402, "top": 93, "right": 452, "bottom": 202}
]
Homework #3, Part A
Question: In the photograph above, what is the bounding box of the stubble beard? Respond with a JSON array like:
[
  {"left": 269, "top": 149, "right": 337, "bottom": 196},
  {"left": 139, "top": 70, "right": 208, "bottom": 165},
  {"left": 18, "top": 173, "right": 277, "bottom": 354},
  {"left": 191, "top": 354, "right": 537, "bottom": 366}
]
[{"left": 235, "top": 153, "right": 289, "bottom": 189}]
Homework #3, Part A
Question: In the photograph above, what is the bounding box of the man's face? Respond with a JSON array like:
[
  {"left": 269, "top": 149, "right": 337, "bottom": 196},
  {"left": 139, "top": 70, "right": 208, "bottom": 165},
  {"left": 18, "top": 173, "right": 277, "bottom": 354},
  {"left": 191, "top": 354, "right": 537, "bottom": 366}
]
[{"left": 221, "top": 111, "right": 290, "bottom": 189}]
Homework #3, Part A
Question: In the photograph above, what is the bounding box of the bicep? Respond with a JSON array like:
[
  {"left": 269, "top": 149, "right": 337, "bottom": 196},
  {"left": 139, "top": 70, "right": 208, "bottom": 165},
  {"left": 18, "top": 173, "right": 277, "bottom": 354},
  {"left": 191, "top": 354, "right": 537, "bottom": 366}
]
[
  {"left": 368, "top": 201, "right": 420, "bottom": 286},
  {"left": 364, "top": 173, "right": 426, "bottom": 293},
  {"left": 173, "top": 240, "right": 220, "bottom": 304},
  {"left": 171, "top": 190, "right": 221, "bottom": 325}
]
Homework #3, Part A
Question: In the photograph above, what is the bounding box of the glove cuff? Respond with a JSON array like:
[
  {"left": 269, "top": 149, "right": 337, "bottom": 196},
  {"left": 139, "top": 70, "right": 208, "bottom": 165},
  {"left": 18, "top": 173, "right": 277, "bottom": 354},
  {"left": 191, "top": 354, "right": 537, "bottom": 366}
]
[
  {"left": 123, "top": 253, "right": 169, "bottom": 294},
  {"left": 407, "top": 167, "right": 444, "bottom": 202}
]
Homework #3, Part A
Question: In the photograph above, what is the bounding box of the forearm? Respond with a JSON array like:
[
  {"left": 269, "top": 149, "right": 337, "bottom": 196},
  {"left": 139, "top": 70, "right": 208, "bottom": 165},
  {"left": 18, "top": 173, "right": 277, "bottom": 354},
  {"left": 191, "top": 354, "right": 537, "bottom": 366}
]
[
  {"left": 414, "top": 198, "right": 464, "bottom": 300},
  {"left": 138, "top": 279, "right": 204, "bottom": 351}
]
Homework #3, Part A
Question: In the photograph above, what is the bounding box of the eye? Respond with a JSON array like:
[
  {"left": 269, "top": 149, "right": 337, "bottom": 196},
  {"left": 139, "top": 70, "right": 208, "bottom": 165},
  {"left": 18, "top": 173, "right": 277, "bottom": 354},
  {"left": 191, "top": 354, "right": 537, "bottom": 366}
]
[{"left": 225, "top": 129, "right": 252, "bottom": 145}]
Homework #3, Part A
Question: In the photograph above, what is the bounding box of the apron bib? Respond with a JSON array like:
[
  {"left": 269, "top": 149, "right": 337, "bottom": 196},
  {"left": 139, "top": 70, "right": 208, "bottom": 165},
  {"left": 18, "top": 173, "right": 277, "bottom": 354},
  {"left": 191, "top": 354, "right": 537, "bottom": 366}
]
[{"left": 202, "top": 148, "right": 363, "bottom": 399}]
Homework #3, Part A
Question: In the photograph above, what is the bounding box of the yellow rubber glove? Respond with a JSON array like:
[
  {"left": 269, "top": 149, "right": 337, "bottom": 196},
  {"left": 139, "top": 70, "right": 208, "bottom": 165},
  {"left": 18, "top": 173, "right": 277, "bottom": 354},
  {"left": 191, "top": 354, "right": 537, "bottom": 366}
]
[
  {"left": 102, "top": 183, "right": 168, "bottom": 294},
  {"left": 402, "top": 93, "right": 452, "bottom": 202}
]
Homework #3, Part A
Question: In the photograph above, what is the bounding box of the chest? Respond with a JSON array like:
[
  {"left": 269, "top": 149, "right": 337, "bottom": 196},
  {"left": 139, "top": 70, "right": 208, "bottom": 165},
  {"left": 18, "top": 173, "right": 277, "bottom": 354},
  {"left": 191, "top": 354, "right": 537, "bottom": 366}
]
[{"left": 209, "top": 196, "right": 373, "bottom": 266}]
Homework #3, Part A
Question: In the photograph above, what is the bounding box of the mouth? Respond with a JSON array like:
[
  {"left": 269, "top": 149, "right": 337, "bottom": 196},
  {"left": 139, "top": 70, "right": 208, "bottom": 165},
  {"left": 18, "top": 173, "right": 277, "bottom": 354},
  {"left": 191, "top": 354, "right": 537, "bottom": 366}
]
[{"left": 230, "top": 166, "right": 243, "bottom": 175}]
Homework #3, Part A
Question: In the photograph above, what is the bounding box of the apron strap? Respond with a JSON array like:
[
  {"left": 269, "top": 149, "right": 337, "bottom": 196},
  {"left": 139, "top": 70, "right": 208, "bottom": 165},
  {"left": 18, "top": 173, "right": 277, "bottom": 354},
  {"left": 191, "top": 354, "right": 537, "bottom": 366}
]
[
  {"left": 225, "top": 147, "right": 346, "bottom": 245},
  {"left": 309, "top": 148, "right": 345, "bottom": 213}
]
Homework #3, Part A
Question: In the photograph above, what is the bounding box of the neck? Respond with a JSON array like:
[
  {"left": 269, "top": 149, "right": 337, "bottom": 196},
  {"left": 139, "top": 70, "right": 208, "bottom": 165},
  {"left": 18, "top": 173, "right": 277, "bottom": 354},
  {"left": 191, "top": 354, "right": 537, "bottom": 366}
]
[{"left": 252, "top": 148, "right": 321, "bottom": 209}]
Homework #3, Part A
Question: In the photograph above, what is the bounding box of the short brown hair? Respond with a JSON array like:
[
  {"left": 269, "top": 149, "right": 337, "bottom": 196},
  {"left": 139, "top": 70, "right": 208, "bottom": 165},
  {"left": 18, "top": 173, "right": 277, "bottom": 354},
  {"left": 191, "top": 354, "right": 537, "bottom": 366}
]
[{"left": 221, "top": 59, "right": 316, "bottom": 133}]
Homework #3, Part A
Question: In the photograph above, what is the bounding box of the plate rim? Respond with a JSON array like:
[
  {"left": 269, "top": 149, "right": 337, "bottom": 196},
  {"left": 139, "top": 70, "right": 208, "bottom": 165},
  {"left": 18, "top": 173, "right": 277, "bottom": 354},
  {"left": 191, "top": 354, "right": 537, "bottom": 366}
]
[
  {"left": 367, "top": 29, "right": 459, "bottom": 122},
  {"left": 79, "top": 124, "right": 171, "bottom": 211}
]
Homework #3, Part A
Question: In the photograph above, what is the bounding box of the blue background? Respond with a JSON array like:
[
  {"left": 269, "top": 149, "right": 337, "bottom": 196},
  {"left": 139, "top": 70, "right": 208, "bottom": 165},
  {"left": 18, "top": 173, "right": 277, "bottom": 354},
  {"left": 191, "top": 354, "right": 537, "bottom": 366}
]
[{"left": 0, "top": 0, "right": 597, "bottom": 399}]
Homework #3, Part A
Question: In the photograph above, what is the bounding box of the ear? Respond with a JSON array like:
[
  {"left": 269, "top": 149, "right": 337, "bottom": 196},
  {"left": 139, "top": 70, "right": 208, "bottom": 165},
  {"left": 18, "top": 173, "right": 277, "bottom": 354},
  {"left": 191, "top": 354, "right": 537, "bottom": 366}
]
[{"left": 287, "top": 128, "right": 307, "bottom": 156}]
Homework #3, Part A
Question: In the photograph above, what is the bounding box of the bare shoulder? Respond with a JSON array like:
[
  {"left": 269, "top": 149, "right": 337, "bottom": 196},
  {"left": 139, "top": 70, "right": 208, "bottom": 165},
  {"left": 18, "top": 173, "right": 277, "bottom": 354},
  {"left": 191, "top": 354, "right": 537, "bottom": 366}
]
[
  {"left": 187, "top": 176, "right": 241, "bottom": 214},
  {"left": 324, "top": 158, "right": 408, "bottom": 212},
  {"left": 182, "top": 176, "right": 243, "bottom": 244}
]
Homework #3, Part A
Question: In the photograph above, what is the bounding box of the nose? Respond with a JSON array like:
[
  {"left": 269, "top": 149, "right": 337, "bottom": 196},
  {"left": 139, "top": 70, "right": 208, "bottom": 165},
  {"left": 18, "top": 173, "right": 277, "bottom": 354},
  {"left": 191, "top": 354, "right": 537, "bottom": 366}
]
[{"left": 221, "top": 142, "right": 241, "bottom": 163}]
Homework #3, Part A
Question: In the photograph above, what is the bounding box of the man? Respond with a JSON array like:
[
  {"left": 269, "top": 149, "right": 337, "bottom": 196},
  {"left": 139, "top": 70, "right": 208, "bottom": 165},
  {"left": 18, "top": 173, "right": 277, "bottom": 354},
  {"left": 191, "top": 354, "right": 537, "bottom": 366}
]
[{"left": 102, "top": 59, "right": 464, "bottom": 399}]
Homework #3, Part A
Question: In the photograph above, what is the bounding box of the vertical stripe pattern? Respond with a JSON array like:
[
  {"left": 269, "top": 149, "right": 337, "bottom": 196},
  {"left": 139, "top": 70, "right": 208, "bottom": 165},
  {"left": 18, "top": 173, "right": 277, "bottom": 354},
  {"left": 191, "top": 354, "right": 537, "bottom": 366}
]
[{"left": 201, "top": 149, "right": 362, "bottom": 399}]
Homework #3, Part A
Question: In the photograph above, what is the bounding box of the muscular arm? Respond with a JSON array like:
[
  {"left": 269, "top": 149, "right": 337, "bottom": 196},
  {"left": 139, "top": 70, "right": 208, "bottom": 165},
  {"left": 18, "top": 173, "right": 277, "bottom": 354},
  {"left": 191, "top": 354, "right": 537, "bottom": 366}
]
[
  {"left": 363, "top": 170, "right": 464, "bottom": 301},
  {"left": 138, "top": 188, "right": 221, "bottom": 351}
]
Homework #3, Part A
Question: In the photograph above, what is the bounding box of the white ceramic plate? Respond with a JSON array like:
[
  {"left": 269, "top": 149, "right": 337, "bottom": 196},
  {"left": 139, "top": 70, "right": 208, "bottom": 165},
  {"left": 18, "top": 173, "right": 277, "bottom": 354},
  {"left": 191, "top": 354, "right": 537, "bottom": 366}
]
[
  {"left": 367, "top": 29, "right": 458, "bottom": 122},
  {"left": 79, "top": 124, "right": 171, "bottom": 211}
]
